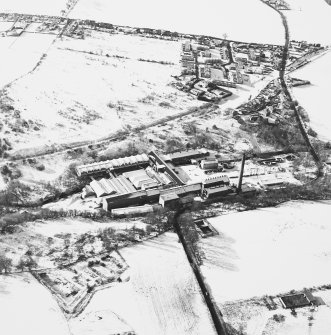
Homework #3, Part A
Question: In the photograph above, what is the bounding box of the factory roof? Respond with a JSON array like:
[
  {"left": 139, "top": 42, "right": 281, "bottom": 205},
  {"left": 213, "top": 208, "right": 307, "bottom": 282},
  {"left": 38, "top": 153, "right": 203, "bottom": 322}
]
[
  {"left": 76, "top": 153, "right": 149, "bottom": 176},
  {"left": 203, "top": 175, "right": 230, "bottom": 185},
  {"left": 160, "top": 193, "right": 179, "bottom": 201}
]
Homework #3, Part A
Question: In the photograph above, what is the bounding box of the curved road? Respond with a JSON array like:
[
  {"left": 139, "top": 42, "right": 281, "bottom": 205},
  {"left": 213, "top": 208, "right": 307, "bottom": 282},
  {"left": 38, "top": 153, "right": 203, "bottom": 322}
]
[{"left": 261, "top": 0, "right": 322, "bottom": 172}]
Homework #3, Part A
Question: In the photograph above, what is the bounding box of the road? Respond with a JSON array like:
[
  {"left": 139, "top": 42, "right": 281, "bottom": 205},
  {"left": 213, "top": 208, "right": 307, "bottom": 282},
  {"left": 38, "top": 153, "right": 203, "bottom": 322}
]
[{"left": 260, "top": 0, "right": 322, "bottom": 172}]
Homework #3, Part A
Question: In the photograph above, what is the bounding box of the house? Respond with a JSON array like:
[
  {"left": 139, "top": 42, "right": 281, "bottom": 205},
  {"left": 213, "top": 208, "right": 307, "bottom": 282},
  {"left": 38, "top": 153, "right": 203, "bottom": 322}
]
[
  {"left": 220, "top": 46, "right": 229, "bottom": 61},
  {"left": 235, "top": 52, "right": 249, "bottom": 64}
]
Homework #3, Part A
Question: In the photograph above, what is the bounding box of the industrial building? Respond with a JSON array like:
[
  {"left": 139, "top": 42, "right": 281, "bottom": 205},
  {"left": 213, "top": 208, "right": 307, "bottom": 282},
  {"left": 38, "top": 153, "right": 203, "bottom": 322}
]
[
  {"left": 75, "top": 153, "right": 149, "bottom": 177},
  {"left": 77, "top": 149, "right": 252, "bottom": 212}
]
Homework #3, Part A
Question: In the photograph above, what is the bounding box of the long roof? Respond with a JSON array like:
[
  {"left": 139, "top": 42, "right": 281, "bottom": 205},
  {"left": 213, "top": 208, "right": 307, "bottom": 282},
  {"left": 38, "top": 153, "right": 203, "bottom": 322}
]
[{"left": 76, "top": 153, "right": 149, "bottom": 176}]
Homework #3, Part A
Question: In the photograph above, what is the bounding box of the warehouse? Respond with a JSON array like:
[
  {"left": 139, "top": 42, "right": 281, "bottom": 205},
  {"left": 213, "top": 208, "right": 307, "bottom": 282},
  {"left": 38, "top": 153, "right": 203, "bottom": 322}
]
[
  {"left": 90, "top": 179, "right": 116, "bottom": 197},
  {"left": 75, "top": 153, "right": 149, "bottom": 177},
  {"left": 202, "top": 176, "right": 230, "bottom": 190},
  {"left": 164, "top": 149, "right": 209, "bottom": 165}
]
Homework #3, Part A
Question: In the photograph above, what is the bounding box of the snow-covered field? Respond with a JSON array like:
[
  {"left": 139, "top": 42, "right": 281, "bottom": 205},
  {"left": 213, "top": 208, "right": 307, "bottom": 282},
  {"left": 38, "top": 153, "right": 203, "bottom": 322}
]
[
  {"left": 201, "top": 200, "right": 331, "bottom": 303},
  {"left": 69, "top": 0, "right": 284, "bottom": 45},
  {"left": 285, "top": 0, "right": 331, "bottom": 45},
  {"left": 0, "top": 32, "right": 55, "bottom": 88},
  {"left": 2, "top": 32, "right": 199, "bottom": 152},
  {"left": 0, "top": 273, "right": 69, "bottom": 335},
  {"left": 221, "top": 294, "right": 331, "bottom": 335},
  {"left": 72, "top": 232, "right": 217, "bottom": 335},
  {"left": 292, "top": 51, "right": 331, "bottom": 141},
  {"left": 0, "top": 0, "right": 68, "bottom": 16}
]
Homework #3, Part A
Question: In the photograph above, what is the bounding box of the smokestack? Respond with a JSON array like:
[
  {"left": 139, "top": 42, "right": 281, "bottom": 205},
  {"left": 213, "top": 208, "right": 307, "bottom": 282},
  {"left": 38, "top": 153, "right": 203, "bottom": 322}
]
[
  {"left": 237, "top": 154, "right": 246, "bottom": 193},
  {"left": 194, "top": 51, "right": 199, "bottom": 80}
]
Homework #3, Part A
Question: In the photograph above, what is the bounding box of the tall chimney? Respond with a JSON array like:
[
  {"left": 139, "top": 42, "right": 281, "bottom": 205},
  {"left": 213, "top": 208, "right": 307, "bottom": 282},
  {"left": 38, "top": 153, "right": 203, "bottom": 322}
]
[{"left": 237, "top": 153, "right": 246, "bottom": 193}]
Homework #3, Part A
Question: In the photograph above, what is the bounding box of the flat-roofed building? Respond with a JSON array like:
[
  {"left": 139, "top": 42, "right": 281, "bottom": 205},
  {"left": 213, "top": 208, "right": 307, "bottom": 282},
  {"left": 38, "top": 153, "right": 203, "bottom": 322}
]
[
  {"left": 159, "top": 193, "right": 179, "bottom": 208},
  {"left": 202, "top": 176, "right": 230, "bottom": 190},
  {"left": 202, "top": 185, "right": 232, "bottom": 199}
]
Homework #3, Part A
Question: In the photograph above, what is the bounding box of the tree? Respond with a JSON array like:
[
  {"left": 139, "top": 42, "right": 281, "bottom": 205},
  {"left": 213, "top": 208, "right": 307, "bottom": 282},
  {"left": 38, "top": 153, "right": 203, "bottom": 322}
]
[
  {"left": 1, "top": 181, "right": 32, "bottom": 206},
  {"left": 178, "top": 212, "right": 203, "bottom": 264},
  {"left": 0, "top": 254, "right": 12, "bottom": 274},
  {"left": 17, "top": 256, "right": 37, "bottom": 271}
]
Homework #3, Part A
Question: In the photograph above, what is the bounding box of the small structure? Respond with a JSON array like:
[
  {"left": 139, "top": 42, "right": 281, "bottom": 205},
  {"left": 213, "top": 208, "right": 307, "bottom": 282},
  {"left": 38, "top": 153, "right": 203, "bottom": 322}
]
[
  {"left": 280, "top": 293, "right": 313, "bottom": 309},
  {"left": 112, "top": 205, "right": 154, "bottom": 218},
  {"left": 159, "top": 193, "right": 179, "bottom": 208},
  {"left": 202, "top": 185, "right": 232, "bottom": 199},
  {"left": 195, "top": 219, "right": 218, "bottom": 238},
  {"left": 200, "top": 159, "right": 219, "bottom": 170},
  {"left": 81, "top": 185, "right": 95, "bottom": 199},
  {"left": 202, "top": 176, "right": 230, "bottom": 192}
]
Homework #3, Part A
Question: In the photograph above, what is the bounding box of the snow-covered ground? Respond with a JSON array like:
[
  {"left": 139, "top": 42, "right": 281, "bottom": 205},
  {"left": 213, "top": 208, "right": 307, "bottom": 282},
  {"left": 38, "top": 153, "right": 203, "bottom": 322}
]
[
  {"left": 0, "top": 32, "right": 55, "bottom": 88},
  {"left": 69, "top": 0, "right": 284, "bottom": 45},
  {"left": 284, "top": 0, "right": 331, "bottom": 142},
  {"left": 3, "top": 32, "right": 199, "bottom": 152},
  {"left": 71, "top": 232, "right": 217, "bottom": 335},
  {"left": 0, "top": 0, "right": 68, "bottom": 16},
  {"left": 201, "top": 200, "right": 331, "bottom": 303},
  {"left": 0, "top": 273, "right": 70, "bottom": 335},
  {"left": 285, "top": 0, "right": 331, "bottom": 45},
  {"left": 292, "top": 51, "right": 331, "bottom": 141}
]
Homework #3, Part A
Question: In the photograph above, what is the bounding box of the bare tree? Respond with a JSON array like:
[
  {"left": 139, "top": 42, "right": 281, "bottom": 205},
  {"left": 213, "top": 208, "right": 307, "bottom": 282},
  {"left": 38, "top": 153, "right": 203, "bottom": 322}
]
[{"left": 0, "top": 254, "right": 12, "bottom": 274}]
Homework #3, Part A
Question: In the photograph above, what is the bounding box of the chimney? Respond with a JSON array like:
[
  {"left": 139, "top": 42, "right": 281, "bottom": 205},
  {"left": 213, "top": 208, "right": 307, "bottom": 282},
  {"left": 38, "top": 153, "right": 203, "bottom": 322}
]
[{"left": 237, "top": 154, "right": 246, "bottom": 193}]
